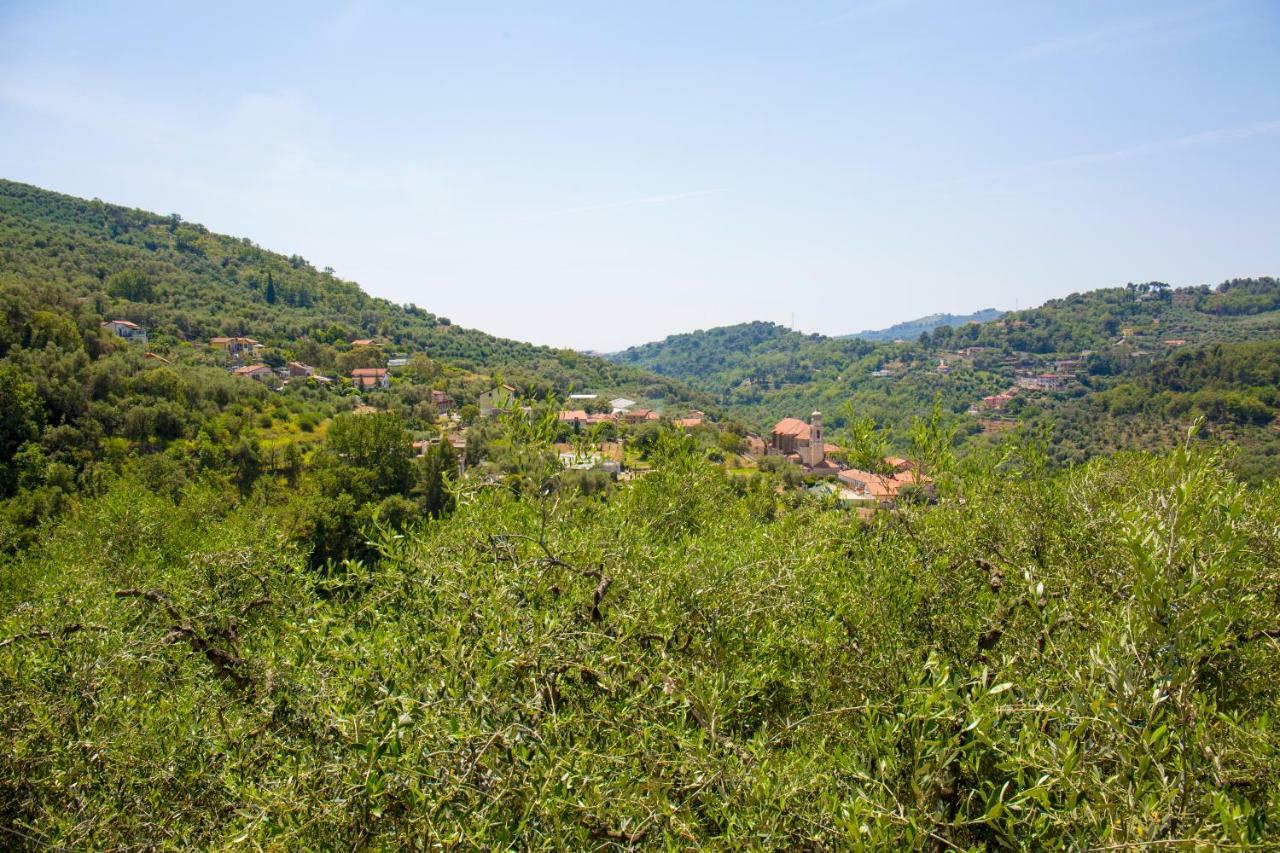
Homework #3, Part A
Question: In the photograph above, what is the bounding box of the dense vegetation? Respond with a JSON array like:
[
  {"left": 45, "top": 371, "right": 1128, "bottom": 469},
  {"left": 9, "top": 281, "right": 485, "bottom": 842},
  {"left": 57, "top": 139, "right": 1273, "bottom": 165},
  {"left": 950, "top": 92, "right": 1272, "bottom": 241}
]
[{"left": 3, "top": 429, "right": 1278, "bottom": 848}]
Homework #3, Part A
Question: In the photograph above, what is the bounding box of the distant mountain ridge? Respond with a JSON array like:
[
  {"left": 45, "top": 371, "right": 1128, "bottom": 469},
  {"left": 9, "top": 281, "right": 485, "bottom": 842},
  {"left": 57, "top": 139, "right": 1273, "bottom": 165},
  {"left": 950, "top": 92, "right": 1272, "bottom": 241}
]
[{"left": 843, "top": 309, "right": 1005, "bottom": 341}]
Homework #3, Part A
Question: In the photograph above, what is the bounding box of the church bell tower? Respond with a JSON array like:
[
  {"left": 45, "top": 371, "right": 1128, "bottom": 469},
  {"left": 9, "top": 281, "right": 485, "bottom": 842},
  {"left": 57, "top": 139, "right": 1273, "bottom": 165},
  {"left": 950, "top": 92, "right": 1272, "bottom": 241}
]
[{"left": 807, "top": 410, "right": 824, "bottom": 467}]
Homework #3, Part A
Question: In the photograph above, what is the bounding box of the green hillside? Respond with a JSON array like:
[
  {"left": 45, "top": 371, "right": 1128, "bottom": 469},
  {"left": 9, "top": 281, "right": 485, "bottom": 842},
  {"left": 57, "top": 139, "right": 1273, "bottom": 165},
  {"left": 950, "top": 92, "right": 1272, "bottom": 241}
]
[
  {"left": 609, "top": 281, "right": 1280, "bottom": 473},
  {"left": 0, "top": 178, "right": 705, "bottom": 404}
]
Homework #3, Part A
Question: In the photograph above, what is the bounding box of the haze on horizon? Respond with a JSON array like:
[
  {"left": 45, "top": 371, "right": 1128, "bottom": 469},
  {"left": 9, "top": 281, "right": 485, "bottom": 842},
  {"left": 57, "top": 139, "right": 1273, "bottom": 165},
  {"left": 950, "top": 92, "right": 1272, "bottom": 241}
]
[{"left": 2, "top": 1, "right": 1278, "bottom": 351}]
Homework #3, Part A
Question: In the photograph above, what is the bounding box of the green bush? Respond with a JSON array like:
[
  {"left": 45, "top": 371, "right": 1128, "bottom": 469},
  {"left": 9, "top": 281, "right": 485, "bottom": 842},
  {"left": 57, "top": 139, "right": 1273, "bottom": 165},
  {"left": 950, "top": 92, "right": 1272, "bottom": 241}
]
[{"left": 2, "top": 440, "right": 1277, "bottom": 848}]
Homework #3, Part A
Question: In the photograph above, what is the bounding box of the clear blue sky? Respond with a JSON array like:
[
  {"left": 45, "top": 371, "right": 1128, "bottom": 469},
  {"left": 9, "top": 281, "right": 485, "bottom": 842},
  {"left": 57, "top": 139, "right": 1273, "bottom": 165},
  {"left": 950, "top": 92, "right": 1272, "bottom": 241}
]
[{"left": 3, "top": 1, "right": 1278, "bottom": 350}]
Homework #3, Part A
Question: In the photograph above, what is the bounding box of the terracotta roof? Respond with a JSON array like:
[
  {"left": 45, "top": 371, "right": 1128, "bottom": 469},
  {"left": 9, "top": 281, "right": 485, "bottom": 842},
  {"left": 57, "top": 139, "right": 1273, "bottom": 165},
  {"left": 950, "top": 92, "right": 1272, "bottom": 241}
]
[
  {"left": 104, "top": 319, "right": 142, "bottom": 329},
  {"left": 838, "top": 469, "right": 899, "bottom": 498},
  {"left": 351, "top": 367, "right": 388, "bottom": 377},
  {"left": 772, "top": 417, "right": 810, "bottom": 439},
  {"left": 232, "top": 364, "right": 271, "bottom": 376}
]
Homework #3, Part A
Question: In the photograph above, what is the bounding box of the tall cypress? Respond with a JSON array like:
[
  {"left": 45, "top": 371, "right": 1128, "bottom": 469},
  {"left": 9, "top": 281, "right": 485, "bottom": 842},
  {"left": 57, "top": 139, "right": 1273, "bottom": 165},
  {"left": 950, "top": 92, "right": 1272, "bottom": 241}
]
[{"left": 265, "top": 271, "right": 277, "bottom": 305}]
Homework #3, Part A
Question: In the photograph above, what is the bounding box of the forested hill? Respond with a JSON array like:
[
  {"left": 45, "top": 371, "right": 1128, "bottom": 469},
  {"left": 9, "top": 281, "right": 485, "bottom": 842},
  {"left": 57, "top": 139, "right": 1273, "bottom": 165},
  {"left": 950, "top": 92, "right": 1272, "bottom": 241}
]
[
  {"left": 0, "top": 178, "right": 702, "bottom": 402},
  {"left": 843, "top": 308, "right": 1005, "bottom": 341},
  {"left": 607, "top": 280, "right": 1280, "bottom": 478}
]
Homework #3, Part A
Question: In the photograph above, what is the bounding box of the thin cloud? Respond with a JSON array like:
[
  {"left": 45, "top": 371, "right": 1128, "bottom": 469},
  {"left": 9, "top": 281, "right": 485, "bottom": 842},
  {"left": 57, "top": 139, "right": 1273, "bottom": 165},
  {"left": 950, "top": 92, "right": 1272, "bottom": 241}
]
[
  {"left": 1011, "top": 0, "right": 1234, "bottom": 62},
  {"left": 929, "top": 119, "right": 1280, "bottom": 191}
]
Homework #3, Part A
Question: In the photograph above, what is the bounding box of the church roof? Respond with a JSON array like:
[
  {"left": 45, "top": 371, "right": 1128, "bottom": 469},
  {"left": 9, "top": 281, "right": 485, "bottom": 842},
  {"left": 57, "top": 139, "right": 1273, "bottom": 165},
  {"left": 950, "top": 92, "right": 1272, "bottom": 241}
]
[{"left": 772, "top": 417, "right": 810, "bottom": 439}]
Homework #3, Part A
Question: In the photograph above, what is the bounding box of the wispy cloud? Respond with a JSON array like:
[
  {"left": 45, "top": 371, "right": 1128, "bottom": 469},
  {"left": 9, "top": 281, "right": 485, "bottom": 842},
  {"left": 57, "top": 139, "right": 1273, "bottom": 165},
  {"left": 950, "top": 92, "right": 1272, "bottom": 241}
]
[
  {"left": 1011, "top": 0, "right": 1235, "bottom": 62},
  {"left": 930, "top": 119, "right": 1280, "bottom": 190}
]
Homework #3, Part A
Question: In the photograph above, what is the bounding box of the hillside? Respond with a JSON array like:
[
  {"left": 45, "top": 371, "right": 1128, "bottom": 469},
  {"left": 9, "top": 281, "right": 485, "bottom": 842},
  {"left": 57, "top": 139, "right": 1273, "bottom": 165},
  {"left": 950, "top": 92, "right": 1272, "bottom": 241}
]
[
  {"left": 608, "top": 280, "right": 1280, "bottom": 476},
  {"left": 0, "top": 178, "right": 706, "bottom": 405},
  {"left": 844, "top": 308, "right": 1005, "bottom": 341}
]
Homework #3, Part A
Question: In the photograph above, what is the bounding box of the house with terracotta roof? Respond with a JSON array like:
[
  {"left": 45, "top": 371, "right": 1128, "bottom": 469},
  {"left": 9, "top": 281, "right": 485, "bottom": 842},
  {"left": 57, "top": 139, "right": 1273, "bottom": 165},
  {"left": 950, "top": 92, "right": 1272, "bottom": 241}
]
[
  {"left": 624, "top": 408, "right": 660, "bottom": 423},
  {"left": 838, "top": 460, "right": 931, "bottom": 506},
  {"left": 559, "top": 410, "right": 617, "bottom": 427},
  {"left": 351, "top": 338, "right": 377, "bottom": 348},
  {"left": 673, "top": 410, "right": 707, "bottom": 430},
  {"left": 232, "top": 363, "right": 274, "bottom": 380},
  {"left": 430, "top": 389, "right": 455, "bottom": 410},
  {"left": 210, "top": 336, "right": 262, "bottom": 359},
  {"left": 288, "top": 361, "right": 315, "bottom": 377},
  {"left": 102, "top": 319, "right": 147, "bottom": 344},
  {"left": 351, "top": 367, "right": 390, "bottom": 390}
]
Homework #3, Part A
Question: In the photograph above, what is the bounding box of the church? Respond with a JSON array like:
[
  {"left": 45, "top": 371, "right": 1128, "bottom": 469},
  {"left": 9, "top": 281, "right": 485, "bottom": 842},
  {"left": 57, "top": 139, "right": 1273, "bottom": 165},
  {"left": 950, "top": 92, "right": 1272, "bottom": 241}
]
[{"left": 769, "top": 411, "right": 843, "bottom": 474}]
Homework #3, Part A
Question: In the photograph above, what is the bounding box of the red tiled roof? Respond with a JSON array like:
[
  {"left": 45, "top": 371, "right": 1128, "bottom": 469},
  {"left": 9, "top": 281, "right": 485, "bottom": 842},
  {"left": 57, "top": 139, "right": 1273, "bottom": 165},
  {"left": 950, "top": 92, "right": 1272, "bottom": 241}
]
[
  {"left": 351, "top": 367, "right": 388, "bottom": 377},
  {"left": 772, "top": 417, "right": 810, "bottom": 439}
]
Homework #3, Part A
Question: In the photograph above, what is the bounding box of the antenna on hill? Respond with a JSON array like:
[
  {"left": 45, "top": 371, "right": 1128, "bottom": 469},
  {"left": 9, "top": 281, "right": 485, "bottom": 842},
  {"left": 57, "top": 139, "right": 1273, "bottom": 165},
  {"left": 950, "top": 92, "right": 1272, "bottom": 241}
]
[{"left": 790, "top": 311, "right": 795, "bottom": 331}]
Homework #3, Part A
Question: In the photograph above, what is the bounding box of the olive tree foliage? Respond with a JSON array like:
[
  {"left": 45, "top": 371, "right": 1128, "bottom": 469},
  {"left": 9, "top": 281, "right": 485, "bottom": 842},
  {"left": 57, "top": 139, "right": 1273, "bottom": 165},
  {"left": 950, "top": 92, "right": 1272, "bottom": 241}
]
[{"left": 1, "top": 432, "right": 1278, "bottom": 848}]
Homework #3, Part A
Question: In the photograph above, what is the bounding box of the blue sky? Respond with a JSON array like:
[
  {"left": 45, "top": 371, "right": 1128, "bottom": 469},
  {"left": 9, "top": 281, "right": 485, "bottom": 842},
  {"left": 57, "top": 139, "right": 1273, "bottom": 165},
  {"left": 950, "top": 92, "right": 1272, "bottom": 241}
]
[{"left": 2, "top": 1, "right": 1278, "bottom": 350}]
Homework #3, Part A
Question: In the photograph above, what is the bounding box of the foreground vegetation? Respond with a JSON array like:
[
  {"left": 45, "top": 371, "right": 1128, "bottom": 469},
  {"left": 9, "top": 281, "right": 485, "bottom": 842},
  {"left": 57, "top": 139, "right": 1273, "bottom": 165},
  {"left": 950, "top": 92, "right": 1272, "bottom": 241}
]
[{"left": 3, "top": 430, "right": 1277, "bottom": 848}]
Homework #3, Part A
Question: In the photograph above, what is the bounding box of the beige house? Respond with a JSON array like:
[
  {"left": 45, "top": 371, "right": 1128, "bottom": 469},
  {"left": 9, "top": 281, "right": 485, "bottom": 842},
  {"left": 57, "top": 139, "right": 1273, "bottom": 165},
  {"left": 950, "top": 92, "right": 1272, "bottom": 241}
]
[{"left": 102, "top": 319, "right": 147, "bottom": 344}]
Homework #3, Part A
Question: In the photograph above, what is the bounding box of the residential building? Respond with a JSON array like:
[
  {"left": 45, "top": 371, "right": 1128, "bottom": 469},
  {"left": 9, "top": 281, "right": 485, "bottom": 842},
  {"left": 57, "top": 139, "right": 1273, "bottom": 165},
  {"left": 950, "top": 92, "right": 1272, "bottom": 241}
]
[
  {"left": 351, "top": 367, "right": 390, "bottom": 390},
  {"left": 624, "top": 408, "right": 660, "bottom": 423},
  {"left": 102, "top": 319, "right": 147, "bottom": 344},
  {"left": 609, "top": 397, "right": 636, "bottom": 413},
  {"left": 287, "top": 361, "right": 315, "bottom": 377},
  {"left": 673, "top": 410, "right": 706, "bottom": 430},
  {"left": 232, "top": 364, "right": 274, "bottom": 380},
  {"left": 559, "top": 410, "right": 617, "bottom": 427},
  {"left": 210, "top": 336, "right": 263, "bottom": 359},
  {"left": 430, "top": 389, "right": 455, "bottom": 410}
]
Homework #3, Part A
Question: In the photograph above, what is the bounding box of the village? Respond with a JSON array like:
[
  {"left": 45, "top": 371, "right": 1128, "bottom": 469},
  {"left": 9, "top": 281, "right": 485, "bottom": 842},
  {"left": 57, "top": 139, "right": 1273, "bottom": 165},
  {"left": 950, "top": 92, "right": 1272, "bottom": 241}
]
[{"left": 97, "top": 310, "right": 1195, "bottom": 510}]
